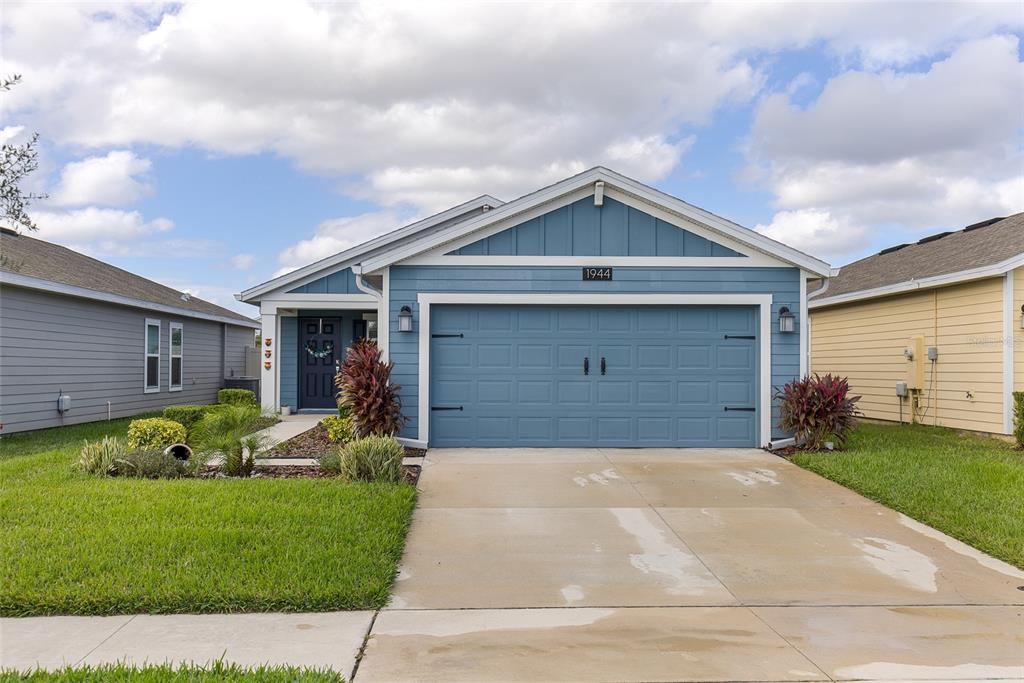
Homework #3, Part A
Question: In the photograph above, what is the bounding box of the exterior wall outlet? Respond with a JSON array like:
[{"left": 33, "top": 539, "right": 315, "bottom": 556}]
[{"left": 927, "top": 346, "right": 938, "bottom": 361}]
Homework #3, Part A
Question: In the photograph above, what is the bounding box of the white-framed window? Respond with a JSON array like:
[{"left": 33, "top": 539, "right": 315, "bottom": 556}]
[
  {"left": 169, "top": 322, "right": 183, "bottom": 391},
  {"left": 145, "top": 318, "right": 161, "bottom": 393}
]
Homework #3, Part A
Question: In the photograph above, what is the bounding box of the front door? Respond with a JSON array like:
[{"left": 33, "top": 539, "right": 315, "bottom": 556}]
[{"left": 298, "top": 317, "right": 343, "bottom": 409}]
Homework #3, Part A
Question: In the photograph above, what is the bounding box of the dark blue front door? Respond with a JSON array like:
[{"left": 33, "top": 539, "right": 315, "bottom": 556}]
[
  {"left": 298, "top": 317, "right": 342, "bottom": 409},
  {"left": 429, "top": 305, "right": 758, "bottom": 447}
]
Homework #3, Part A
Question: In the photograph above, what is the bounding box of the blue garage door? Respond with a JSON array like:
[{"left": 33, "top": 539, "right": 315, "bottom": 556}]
[{"left": 429, "top": 305, "right": 758, "bottom": 447}]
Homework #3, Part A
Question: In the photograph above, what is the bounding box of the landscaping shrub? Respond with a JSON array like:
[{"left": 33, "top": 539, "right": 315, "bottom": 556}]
[
  {"left": 1014, "top": 391, "right": 1024, "bottom": 448},
  {"left": 335, "top": 338, "right": 406, "bottom": 437},
  {"left": 163, "top": 405, "right": 220, "bottom": 431},
  {"left": 339, "top": 435, "right": 404, "bottom": 483},
  {"left": 126, "top": 418, "right": 187, "bottom": 450},
  {"left": 218, "top": 388, "right": 257, "bottom": 406},
  {"left": 318, "top": 449, "right": 342, "bottom": 475},
  {"left": 192, "top": 405, "right": 267, "bottom": 476},
  {"left": 110, "top": 450, "right": 188, "bottom": 479},
  {"left": 776, "top": 373, "right": 861, "bottom": 450},
  {"left": 321, "top": 415, "right": 354, "bottom": 444},
  {"left": 76, "top": 436, "right": 126, "bottom": 476}
]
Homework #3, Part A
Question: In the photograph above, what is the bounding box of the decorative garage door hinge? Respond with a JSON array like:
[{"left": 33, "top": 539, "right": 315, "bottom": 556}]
[
  {"left": 431, "top": 333, "right": 464, "bottom": 338},
  {"left": 431, "top": 406, "right": 464, "bottom": 411},
  {"left": 724, "top": 406, "right": 756, "bottom": 412},
  {"left": 723, "top": 335, "right": 756, "bottom": 340}
]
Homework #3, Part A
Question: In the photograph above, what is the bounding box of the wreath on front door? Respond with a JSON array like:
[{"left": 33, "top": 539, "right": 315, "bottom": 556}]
[{"left": 305, "top": 341, "right": 334, "bottom": 359}]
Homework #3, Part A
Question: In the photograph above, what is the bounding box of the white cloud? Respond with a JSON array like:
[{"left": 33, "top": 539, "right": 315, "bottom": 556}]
[
  {"left": 749, "top": 35, "right": 1024, "bottom": 261},
  {"left": 755, "top": 209, "right": 868, "bottom": 262},
  {"left": 50, "top": 151, "right": 153, "bottom": 207},
  {"left": 229, "top": 253, "right": 255, "bottom": 270},
  {"left": 277, "top": 210, "right": 416, "bottom": 271},
  {"left": 33, "top": 207, "right": 173, "bottom": 242}
]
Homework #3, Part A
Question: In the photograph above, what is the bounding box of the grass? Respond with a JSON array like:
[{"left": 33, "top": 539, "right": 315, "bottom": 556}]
[
  {"left": 0, "top": 662, "right": 343, "bottom": 682},
  {"left": 0, "top": 417, "right": 417, "bottom": 616},
  {"left": 792, "top": 422, "right": 1024, "bottom": 569}
]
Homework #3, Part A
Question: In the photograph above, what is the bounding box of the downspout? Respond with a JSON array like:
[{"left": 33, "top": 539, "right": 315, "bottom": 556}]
[{"left": 351, "top": 264, "right": 385, "bottom": 354}]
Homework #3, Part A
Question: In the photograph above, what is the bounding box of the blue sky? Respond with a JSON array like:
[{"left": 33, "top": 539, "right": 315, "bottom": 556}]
[{"left": 3, "top": 2, "right": 1022, "bottom": 315}]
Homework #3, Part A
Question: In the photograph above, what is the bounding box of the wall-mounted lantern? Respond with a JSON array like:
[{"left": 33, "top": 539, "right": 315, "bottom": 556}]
[
  {"left": 398, "top": 305, "right": 414, "bottom": 333},
  {"left": 778, "top": 306, "right": 795, "bottom": 333}
]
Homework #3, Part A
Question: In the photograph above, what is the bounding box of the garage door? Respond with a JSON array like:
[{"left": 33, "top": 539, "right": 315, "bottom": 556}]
[{"left": 428, "top": 305, "right": 758, "bottom": 447}]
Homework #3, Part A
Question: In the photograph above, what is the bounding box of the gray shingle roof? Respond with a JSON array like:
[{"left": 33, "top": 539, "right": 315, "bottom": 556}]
[
  {"left": 0, "top": 230, "right": 257, "bottom": 325},
  {"left": 810, "top": 213, "right": 1024, "bottom": 300}
]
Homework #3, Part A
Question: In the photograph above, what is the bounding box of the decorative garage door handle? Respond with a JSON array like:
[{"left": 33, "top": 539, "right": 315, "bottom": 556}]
[
  {"left": 431, "top": 406, "right": 464, "bottom": 411},
  {"left": 724, "top": 406, "right": 756, "bottom": 412},
  {"left": 583, "top": 357, "right": 589, "bottom": 375}
]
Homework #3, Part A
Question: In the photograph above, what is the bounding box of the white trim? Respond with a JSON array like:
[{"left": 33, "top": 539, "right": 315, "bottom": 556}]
[
  {"left": 1004, "top": 271, "right": 1015, "bottom": 435},
  {"left": 169, "top": 321, "right": 183, "bottom": 392},
  {"left": 237, "top": 195, "right": 503, "bottom": 302},
  {"left": 260, "top": 293, "right": 377, "bottom": 306},
  {"left": 414, "top": 293, "right": 773, "bottom": 448},
  {"left": 259, "top": 296, "right": 377, "bottom": 316},
  {"left": 144, "top": 318, "right": 161, "bottom": 394},
  {"left": 260, "top": 313, "right": 278, "bottom": 412},
  {"left": 381, "top": 267, "right": 391, "bottom": 362},
  {"left": 810, "top": 252, "right": 1024, "bottom": 309},
  {"left": 359, "top": 167, "right": 831, "bottom": 276},
  {"left": 1, "top": 271, "right": 258, "bottom": 328},
  {"left": 799, "top": 272, "right": 809, "bottom": 378},
  {"left": 402, "top": 256, "right": 782, "bottom": 268}
]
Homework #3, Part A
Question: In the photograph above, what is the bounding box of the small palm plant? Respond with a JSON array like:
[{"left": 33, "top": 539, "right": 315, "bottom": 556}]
[{"left": 192, "top": 405, "right": 269, "bottom": 476}]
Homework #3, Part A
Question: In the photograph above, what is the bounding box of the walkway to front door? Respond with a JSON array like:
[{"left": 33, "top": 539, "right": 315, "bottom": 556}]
[{"left": 356, "top": 448, "right": 1024, "bottom": 682}]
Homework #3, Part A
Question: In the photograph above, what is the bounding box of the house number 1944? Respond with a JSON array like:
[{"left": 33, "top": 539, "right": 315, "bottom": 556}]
[{"left": 582, "top": 267, "right": 613, "bottom": 281}]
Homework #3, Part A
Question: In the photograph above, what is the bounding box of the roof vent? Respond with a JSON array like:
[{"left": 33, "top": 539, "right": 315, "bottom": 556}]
[
  {"left": 0, "top": 226, "right": 19, "bottom": 236},
  {"left": 963, "top": 216, "right": 1005, "bottom": 232},
  {"left": 878, "top": 243, "right": 908, "bottom": 255},
  {"left": 917, "top": 231, "right": 952, "bottom": 245},
  {"left": 180, "top": 293, "right": 191, "bottom": 302}
]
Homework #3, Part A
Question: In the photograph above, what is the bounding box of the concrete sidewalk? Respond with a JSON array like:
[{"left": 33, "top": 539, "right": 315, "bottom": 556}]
[{"left": 1, "top": 611, "right": 374, "bottom": 678}]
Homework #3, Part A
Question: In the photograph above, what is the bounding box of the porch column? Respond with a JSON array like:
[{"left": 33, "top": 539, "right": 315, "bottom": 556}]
[{"left": 261, "top": 312, "right": 278, "bottom": 412}]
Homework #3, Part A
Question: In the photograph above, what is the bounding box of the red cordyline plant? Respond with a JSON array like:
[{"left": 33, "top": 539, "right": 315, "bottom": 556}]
[
  {"left": 335, "top": 339, "right": 407, "bottom": 438},
  {"left": 776, "top": 373, "right": 861, "bottom": 450}
]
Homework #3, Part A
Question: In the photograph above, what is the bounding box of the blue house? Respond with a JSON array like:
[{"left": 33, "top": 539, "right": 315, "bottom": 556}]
[{"left": 239, "top": 168, "right": 832, "bottom": 449}]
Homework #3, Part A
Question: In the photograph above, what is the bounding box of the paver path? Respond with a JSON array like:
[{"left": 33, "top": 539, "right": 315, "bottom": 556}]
[{"left": 355, "top": 447, "right": 1024, "bottom": 682}]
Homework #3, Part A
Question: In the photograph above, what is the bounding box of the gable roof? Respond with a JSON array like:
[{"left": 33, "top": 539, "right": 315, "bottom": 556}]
[
  {"left": 0, "top": 230, "right": 258, "bottom": 327},
  {"left": 357, "top": 167, "right": 833, "bottom": 276},
  {"left": 238, "top": 194, "right": 502, "bottom": 302},
  {"left": 809, "top": 213, "right": 1024, "bottom": 308}
]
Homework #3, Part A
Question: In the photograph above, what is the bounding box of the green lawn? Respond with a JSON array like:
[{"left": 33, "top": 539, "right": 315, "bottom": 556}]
[
  {"left": 792, "top": 422, "right": 1024, "bottom": 569},
  {"left": 0, "top": 417, "right": 416, "bottom": 616},
  {"left": 0, "top": 663, "right": 342, "bottom": 682}
]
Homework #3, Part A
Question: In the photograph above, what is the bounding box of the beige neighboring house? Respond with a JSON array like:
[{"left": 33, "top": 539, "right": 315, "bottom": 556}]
[{"left": 808, "top": 213, "right": 1024, "bottom": 437}]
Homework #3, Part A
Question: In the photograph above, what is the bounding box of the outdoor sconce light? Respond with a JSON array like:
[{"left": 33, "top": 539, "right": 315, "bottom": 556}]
[
  {"left": 398, "top": 305, "right": 414, "bottom": 332},
  {"left": 778, "top": 306, "right": 795, "bottom": 333},
  {"left": 1020, "top": 304, "right": 1024, "bottom": 329}
]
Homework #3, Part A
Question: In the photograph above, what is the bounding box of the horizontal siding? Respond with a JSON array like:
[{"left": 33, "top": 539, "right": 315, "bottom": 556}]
[
  {"left": 0, "top": 286, "right": 254, "bottom": 433},
  {"left": 811, "top": 277, "right": 1006, "bottom": 434},
  {"left": 389, "top": 266, "right": 801, "bottom": 443}
]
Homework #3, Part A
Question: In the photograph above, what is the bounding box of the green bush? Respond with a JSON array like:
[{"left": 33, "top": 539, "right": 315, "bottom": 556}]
[
  {"left": 163, "top": 405, "right": 219, "bottom": 431},
  {"left": 1014, "top": 391, "right": 1024, "bottom": 448},
  {"left": 110, "top": 450, "right": 188, "bottom": 479},
  {"left": 76, "top": 436, "right": 126, "bottom": 476},
  {"left": 321, "top": 415, "right": 354, "bottom": 444},
  {"left": 339, "top": 435, "right": 404, "bottom": 483},
  {"left": 318, "top": 449, "right": 342, "bottom": 475},
  {"left": 218, "top": 388, "right": 257, "bottom": 406},
  {"left": 126, "top": 418, "right": 187, "bottom": 450}
]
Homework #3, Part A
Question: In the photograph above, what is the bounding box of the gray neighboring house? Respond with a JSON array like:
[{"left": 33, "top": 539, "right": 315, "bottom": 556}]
[{"left": 0, "top": 228, "right": 259, "bottom": 434}]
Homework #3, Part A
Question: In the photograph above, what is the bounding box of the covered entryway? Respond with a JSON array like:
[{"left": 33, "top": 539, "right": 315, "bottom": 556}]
[{"left": 428, "top": 305, "right": 759, "bottom": 447}]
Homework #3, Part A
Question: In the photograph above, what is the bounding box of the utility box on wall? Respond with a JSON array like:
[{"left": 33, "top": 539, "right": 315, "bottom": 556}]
[{"left": 906, "top": 335, "right": 925, "bottom": 390}]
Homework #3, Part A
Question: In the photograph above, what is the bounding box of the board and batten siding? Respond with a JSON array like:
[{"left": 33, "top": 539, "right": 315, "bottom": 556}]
[
  {"left": 811, "top": 276, "right": 1006, "bottom": 434},
  {"left": 387, "top": 265, "right": 802, "bottom": 442},
  {"left": 0, "top": 286, "right": 254, "bottom": 433}
]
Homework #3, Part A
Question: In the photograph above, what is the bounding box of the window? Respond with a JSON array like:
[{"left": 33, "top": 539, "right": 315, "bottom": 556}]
[
  {"left": 170, "top": 322, "right": 183, "bottom": 391},
  {"left": 145, "top": 319, "right": 160, "bottom": 392}
]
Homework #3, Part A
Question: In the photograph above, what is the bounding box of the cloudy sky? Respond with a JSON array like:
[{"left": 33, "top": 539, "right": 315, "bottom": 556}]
[{"left": 3, "top": 1, "right": 1022, "bottom": 314}]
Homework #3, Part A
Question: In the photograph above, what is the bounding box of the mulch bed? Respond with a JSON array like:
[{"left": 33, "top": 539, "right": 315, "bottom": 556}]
[
  {"left": 265, "top": 422, "right": 427, "bottom": 460},
  {"left": 196, "top": 464, "right": 421, "bottom": 484}
]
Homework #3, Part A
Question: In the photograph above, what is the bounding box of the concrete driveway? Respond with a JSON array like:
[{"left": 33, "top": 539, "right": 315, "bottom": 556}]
[{"left": 356, "top": 448, "right": 1024, "bottom": 682}]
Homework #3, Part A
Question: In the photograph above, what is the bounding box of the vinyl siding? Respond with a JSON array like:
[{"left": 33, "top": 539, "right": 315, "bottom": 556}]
[
  {"left": 811, "top": 276, "right": 1006, "bottom": 434},
  {"left": 388, "top": 265, "right": 801, "bottom": 443},
  {"left": 0, "top": 286, "right": 254, "bottom": 433}
]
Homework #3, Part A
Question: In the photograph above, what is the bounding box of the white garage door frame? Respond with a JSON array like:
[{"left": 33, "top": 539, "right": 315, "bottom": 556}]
[{"left": 416, "top": 292, "right": 774, "bottom": 448}]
